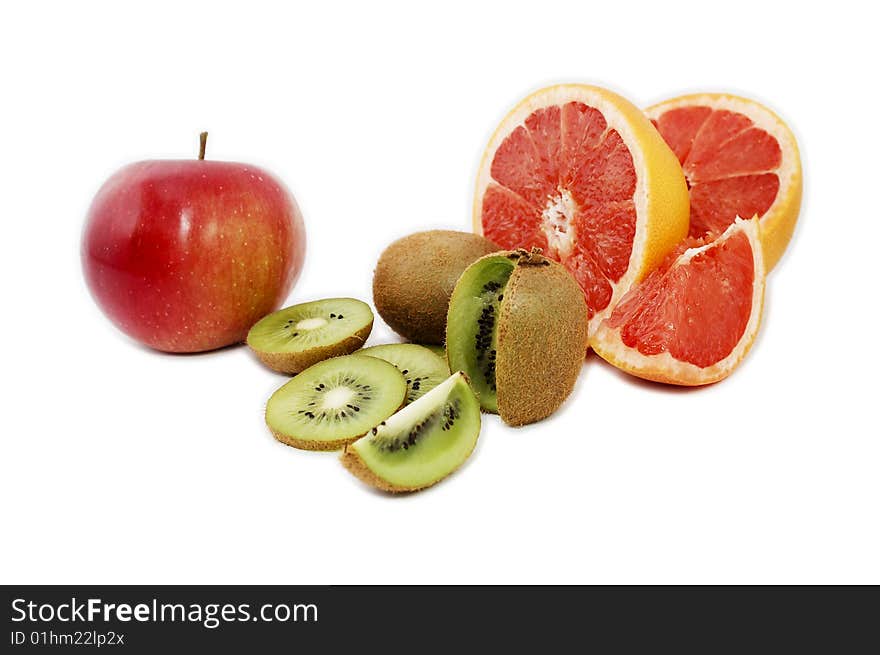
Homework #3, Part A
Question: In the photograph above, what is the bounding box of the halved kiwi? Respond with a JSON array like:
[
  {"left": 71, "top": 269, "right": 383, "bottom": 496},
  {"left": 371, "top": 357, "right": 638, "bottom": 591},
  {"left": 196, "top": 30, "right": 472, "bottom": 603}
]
[
  {"left": 247, "top": 298, "right": 373, "bottom": 374},
  {"left": 266, "top": 355, "right": 407, "bottom": 451},
  {"left": 445, "top": 256, "right": 513, "bottom": 412},
  {"left": 340, "top": 371, "right": 480, "bottom": 492},
  {"left": 359, "top": 344, "right": 450, "bottom": 404},
  {"left": 446, "top": 249, "right": 589, "bottom": 426}
]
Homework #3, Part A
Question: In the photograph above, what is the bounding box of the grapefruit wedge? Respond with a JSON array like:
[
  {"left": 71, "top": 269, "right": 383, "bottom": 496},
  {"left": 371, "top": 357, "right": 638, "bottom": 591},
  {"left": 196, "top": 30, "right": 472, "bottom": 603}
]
[
  {"left": 591, "top": 218, "right": 765, "bottom": 386},
  {"left": 474, "top": 84, "right": 690, "bottom": 335},
  {"left": 647, "top": 93, "right": 802, "bottom": 270}
]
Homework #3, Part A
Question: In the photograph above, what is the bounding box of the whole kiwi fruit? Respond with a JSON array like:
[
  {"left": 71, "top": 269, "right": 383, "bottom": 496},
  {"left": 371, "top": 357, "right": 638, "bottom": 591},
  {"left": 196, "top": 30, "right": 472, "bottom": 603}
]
[
  {"left": 446, "top": 248, "right": 589, "bottom": 426},
  {"left": 373, "top": 230, "right": 500, "bottom": 344}
]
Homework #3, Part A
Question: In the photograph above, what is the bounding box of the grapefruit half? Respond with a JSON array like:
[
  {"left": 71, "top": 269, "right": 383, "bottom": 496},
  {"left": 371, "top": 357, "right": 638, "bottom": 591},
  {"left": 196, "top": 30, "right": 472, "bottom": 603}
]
[
  {"left": 591, "top": 218, "right": 765, "bottom": 386},
  {"left": 474, "top": 84, "right": 690, "bottom": 335},
  {"left": 647, "top": 93, "right": 802, "bottom": 270}
]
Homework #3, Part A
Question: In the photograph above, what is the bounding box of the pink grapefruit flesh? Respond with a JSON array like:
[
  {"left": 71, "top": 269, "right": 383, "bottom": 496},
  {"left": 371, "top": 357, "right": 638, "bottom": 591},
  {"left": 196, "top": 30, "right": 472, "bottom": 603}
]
[
  {"left": 607, "top": 230, "right": 755, "bottom": 368},
  {"left": 591, "top": 218, "right": 766, "bottom": 386},
  {"left": 651, "top": 107, "right": 782, "bottom": 240},
  {"left": 481, "top": 101, "right": 637, "bottom": 318}
]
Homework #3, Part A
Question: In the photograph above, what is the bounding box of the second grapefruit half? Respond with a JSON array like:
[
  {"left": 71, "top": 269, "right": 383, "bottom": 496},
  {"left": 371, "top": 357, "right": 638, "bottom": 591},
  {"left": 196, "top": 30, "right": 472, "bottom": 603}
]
[
  {"left": 474, "top": 84, "right": 690, "bottom": 335},
  {"left": 647, "top": 93, "right": 802, "bottom": 270}
]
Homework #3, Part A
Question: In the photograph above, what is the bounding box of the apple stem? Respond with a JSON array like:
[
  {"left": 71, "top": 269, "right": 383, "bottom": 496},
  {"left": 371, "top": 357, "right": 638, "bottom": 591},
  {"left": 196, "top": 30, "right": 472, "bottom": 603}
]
[{"left": 199, "top": 132, "right": 208, "bottom": 160}]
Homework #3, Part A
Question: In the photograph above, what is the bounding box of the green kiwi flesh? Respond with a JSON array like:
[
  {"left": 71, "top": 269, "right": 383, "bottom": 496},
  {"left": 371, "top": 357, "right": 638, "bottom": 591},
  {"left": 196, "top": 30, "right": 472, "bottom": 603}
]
[
  {"left": 359, "top": 344, "right": 450, "bottom": 404},
  {"left": 421, "top": 344, "right": 446, "bottom": 359},
  {"left": 445, "top": 255, "right": 514, "bottom": 412},
  {"left": 247, "top": 298, "right": 373, "bottom": 374},
  {"left": 340, "top": 372, "right": 480, "bottom": 492},
  {"left": 265, "top": 355, "right": 406, "bottom": 451}
]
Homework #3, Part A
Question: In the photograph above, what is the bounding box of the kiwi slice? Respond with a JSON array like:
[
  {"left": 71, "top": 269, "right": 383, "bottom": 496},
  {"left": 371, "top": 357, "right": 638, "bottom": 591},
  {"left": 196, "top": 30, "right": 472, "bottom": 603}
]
[
  {"left": 359, "top": 344, "right": 450, "bottom": 404},
  {"left": 266, "top": 355, "right": 407, "bottom": 451},
  {"left": 420, "top": 344, "right": 446, "bottom": 359},
  {"left": 340, "top": 372, "right": 480, "bottom": 492},
  {"left": 445, "top": 256, "right": 514, "bottom": 412},
  {"left": 247, "top": 298, "right": 373, "bottom": 374}
]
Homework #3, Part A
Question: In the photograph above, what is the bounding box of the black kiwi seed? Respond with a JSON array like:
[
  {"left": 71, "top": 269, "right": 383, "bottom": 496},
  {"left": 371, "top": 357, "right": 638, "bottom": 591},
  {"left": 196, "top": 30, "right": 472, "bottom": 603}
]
[{"left": 474, "top": 285, "right": 501, "bottom": 387}]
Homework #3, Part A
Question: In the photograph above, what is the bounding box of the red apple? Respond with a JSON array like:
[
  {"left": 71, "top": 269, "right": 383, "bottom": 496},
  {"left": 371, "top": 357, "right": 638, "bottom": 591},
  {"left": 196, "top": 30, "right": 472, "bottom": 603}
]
[{"left": 82, "top": 134, "right": 306, "bottom": 353}]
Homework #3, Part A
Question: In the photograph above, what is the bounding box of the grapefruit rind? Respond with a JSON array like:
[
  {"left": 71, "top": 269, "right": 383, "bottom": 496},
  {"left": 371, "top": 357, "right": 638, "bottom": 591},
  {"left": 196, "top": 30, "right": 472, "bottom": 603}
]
[
  {"left": 590, "top": 217, "right": 765, "bottom": 386},
  {"left": 474, "top": 84, "right": 690, "bottom": 334},
  {"left": 646, "top": 93, "right": 802, "bottom": 271}
]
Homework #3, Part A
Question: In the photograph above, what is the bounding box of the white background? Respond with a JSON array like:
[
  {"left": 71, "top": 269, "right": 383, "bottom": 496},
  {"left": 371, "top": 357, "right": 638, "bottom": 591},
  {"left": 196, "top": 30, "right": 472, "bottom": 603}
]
[{"left": 1, "top": 1, "right": 877, "bottom": 584}]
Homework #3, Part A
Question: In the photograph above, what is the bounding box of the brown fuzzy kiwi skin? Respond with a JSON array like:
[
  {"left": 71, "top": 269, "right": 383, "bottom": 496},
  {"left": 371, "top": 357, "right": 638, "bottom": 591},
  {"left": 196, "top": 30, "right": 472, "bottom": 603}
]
[
  {"left": 270, "top": 427, "right": 358, "bottom": 452},
  {"left": 247, "top": 321, "right": 372, "bottom": 375},
  {"left": 373, "top": 230, "right": 500, "bottom": 344},
  {"left": 493, "top": 250, "right": 589, "bottom": 426},
  {"left": 339, "top": 434, "right": 478, "bottom": 493},
  {"left": 339, "top": 447, "right": 417, "bottom": 492}
]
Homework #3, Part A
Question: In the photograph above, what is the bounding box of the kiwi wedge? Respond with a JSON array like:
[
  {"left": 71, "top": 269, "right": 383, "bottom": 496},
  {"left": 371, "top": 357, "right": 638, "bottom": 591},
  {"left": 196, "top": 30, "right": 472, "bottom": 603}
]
[
  {"left": 266, "top": 355, "right": 407, "bottom": 451},
  {"left": 359, "top": 344, "right": 450, "bottom": 404},
  {"left": 446, "top": 249, "right": 588, "bottom": 426},
  {"left": 247, "top": 298, "right": 373, "bottom": 374},
  {"left": 341, "top": 372, "right": 480, "bottom": 492}
]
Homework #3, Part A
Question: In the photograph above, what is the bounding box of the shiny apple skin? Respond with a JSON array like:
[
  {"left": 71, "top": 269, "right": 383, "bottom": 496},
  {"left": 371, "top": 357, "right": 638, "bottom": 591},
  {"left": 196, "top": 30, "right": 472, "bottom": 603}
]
[{"left": 82, "top": 160, "right": 306, "bottom": 353}]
